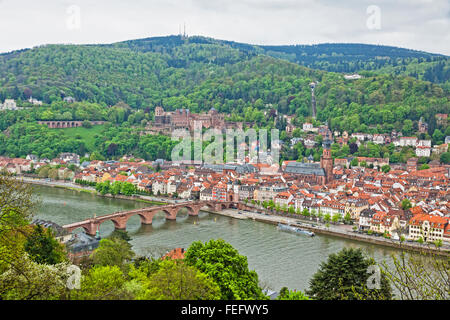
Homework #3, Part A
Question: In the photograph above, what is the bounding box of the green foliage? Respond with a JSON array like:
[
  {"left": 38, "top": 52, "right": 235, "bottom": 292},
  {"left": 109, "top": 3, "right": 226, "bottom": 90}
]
[
  {"left": 401, "top": 199, "right": 412, "bottom": 210},
  {"left": 109, "top": 230, "right": 132, "bottom": 242},
  {"left": 440, "top": 152, "right": 450, "bottom": 164},
  {"left": 95, "top": 181, "right": 137, "bottom": 196},
  {"left": 131, "top": 259, "right": 221, "bottom": 300},
  {"left": 332, "top": 214, "right": 340, "bottom": 223},
  {"left": 0, "top": 253, "right": 70, "bottom": 300},
  {"left": 71, "top": 265, "right": 130, "bottom": 300},
  {"left": 344, "top": 212, "right": 352, "bottom": 224},
  {"left": 0, "top": 174, "right": 37, "bottom": 232},
  {"left": 90, "top": 237, "right": 135, "bottom": 272},
  {"left": 0, "top": 37, "right": 448, "bottom": 164},
  {"left": 24, "top": 225, "right": 67, "bottom": 265},
  {"left": 307, "top": 248, "right": 392, "bottom": 300},
  {"left": 0, "top": 121, "right": 177, "bottom": 161},
  {"left": 277, "top": 287, "right": 309, "bottom": 300},
  {"left": 184, "top": 239, "right": 266, "bottom": 300},
  {"left": 380, "top": 250, "right": 449, "bottom": 299}
]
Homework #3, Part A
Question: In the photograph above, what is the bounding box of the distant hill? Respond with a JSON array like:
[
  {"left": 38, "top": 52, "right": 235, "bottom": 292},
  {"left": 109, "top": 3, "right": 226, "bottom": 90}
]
[
  {"left": 0, "top": 35, "right": 447, "bottom": 122},
  {"left": 104, "top": 35, "right": 449, "bottom": 82},
  {"left": 0, "top": 35, "right": 448, "bottom": 161}
]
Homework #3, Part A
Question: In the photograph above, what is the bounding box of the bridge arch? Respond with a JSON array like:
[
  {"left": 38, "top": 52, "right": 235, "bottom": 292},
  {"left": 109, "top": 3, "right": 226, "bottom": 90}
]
[
  {"left": 69, "top": 226, "right": 92, "bottom": 235},
  {"left": 174, "top": 205, "right": 199, "bottom": 217},
  {"left": 96, "top": 218, "right": 124, "bottom": 234},
  {"left": 199, "top": 202, "right": 216, "bottom": 212}
]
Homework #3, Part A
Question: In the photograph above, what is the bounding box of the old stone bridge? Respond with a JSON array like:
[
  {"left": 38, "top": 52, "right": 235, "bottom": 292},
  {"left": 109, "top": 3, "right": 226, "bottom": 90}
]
[{"left": 63, "top": 200, "right": 251, "bottom": 236}]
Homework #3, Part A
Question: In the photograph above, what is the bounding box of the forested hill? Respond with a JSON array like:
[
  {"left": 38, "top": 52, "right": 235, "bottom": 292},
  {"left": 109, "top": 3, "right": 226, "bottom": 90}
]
[
  {"left": 0, "top": 35, "right": 448, "bottom": 124},
  {"left": 0, "top": 35, "right": 448, "bottom": 161},
  {"left": 105, "top": 35, "right": 449, "bottom": 83}
]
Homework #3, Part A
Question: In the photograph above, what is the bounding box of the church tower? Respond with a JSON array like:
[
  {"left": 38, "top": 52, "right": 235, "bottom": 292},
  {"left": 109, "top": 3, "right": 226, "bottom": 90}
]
[{"left": 320, "top": 137, "right": 334, "bottom": 184}]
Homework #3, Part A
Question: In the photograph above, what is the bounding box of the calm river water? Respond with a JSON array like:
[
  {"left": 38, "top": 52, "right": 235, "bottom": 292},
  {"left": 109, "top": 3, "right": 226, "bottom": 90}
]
[{"left": 33, "top": 185, "right": 400, "bottom": 292}]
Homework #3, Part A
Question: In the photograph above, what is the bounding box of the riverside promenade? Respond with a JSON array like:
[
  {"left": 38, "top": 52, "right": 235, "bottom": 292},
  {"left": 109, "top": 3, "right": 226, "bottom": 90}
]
[{"left": 236, "top": 207, "right": 450, "bottom": 257}]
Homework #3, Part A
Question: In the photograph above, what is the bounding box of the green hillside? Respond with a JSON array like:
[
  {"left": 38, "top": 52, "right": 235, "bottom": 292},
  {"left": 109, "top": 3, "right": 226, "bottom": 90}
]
[{"left": 0, "top": 35, "right": 448, "bottom": 161}]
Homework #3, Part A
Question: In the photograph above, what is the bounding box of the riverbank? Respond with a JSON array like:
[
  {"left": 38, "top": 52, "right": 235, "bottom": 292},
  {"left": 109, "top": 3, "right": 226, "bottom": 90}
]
[
  {"left": 17, "top": 176, "right": 450, "bottom": 257},
  {"left": 236, "top": 210, "right": 450, "bottom": 257},
  {"left": 17, "top": 176, "right": 168, "bottom": 206}
]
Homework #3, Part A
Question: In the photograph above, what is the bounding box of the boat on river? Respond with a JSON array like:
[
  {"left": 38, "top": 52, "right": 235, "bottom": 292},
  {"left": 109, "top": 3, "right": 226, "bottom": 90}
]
[{"left": 277, "top": 223, "right": 315, "bottom": 237}]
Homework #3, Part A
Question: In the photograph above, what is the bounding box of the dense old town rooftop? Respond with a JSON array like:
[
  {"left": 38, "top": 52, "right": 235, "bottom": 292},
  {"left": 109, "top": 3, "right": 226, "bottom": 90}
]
[{"left": 1, "top": 151, "right": 449, "bottom": 243}]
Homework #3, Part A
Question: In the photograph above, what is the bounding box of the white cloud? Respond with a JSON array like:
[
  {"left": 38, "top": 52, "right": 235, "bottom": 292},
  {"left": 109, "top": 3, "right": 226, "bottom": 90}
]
[{"left": 0, "top": 0, "right": 448, "bottom": 55}]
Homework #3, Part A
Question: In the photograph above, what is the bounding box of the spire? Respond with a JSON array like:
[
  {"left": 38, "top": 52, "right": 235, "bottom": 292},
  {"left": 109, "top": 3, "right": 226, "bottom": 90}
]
[{"left": 323, "top": 137, "right": 332, "bottom": 149}]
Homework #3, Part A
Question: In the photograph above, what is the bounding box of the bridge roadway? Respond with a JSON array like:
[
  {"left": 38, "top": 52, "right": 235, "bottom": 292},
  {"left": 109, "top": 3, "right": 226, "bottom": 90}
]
[{"left": 63, "top": 200, "right": 250, "bottom": 236}]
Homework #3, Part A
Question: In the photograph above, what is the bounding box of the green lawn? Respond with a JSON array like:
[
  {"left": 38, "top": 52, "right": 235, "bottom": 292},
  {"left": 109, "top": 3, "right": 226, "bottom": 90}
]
[{"left": 61, "top": 125, "right": 105, "bottom": 151}]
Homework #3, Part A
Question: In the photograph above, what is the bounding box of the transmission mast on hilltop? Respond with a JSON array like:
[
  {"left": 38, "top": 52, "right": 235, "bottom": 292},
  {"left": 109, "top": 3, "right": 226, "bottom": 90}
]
[
  {"left": 310, "top": 82, "right": 317, "bottom": 119},
  {"left": 180, "top": 22, "right": 188, "bottom": 40}
]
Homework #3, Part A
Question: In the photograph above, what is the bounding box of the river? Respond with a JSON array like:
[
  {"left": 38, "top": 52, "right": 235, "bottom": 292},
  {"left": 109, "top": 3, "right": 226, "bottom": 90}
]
[{"left": 33, "top": 185, "right": 400, "bottom": 292}]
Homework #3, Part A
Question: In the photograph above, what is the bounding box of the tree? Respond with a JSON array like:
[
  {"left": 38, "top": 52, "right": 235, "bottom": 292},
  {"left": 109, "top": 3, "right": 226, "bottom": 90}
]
[
  {"left": 307, "top": 248, "right": 392, "bottom": 300},
  {"left": 332, "top": 214, "right": 340, "bottom": 224},
  {"left": 380, "top": 249, "right": 449, "bottom": 300},
  {"left": 37, "top": 166, "right": 50, "bottom": 178},
  {"left": 95, "top": 181, "right": 111, "bottom": 195},
  {"left": 107, "top": 143, "right": 118, "bottom": 156},
  {"left": 302, "top": 208, "right": 310, "bottom": 217},
  {"left": 110, "top": 181, "right": 122, "bottom": 195},
  {"left": 277, "top": 286, "right": 309, "bottom": 300},
  {"left": 432, "top": 129, "right": 444, "bottom": 144},
  {"left": 440, "top": 152, "right": 450, "bottom": 164},
  {"left": 90, "top": 237, "right": 134, "bottom": 272},
  {"left": 184, "top": 239, "right": 266, "bottom": 300},
  {"left": 0, "top": 174, "right": 37, "bottom": 232},
  {"left": 402, "top": 119, "right": 413, "bottom": 136},
  {"left": 109, "top": 229, "right": 132, "bottom": 242},
  {"left": 0, "top": 253, "right": 70, "bottom": 300},
  {"left": 24, "top": 224, "right": 67, "bottom": 265},
  {"left": 381, "top": 164, "right": 391, "bottom": 173},
  {"left": 82, "top": 120, "right": 92, "bottom": 128},
  {"left": 401, "top": 199, "right": 412, "bottom": 210},
  {"left": 71, "top": 265, "right": 130, "bottom": 300},
  {"left": 136, "top": 259, "right": 221, "bottom": 300},
  {"left": 48, "top": 168, "right": 59, "bottom": 180},
  {"left": 344, "top": 212, "right": 352, "bottom": 224},
  {"left": 120, "top": 182, "right": 136, "bottom": 196}
]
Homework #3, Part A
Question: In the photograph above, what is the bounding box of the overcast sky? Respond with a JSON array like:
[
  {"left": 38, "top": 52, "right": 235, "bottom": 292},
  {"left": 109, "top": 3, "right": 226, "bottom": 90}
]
[{"left": 0, "top": 0, "right": 449, "bottom": 55}]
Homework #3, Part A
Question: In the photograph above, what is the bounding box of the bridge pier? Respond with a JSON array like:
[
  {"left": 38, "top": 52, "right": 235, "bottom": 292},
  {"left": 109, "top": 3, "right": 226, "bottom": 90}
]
[
  {"left": 188, "top": 206, "right": 201, "bottom": 216},
  {"left": 111, "top": 214, "right": 128, "bottom": 230},
  {"left": 139, "top": 212, "right": 155, "bottom": 225},
  {"left": 165, "top": 208, "right": 177, "bottom": 220},
  {"left": 84, "top": 220, "right": 98, "bottom": 237}
]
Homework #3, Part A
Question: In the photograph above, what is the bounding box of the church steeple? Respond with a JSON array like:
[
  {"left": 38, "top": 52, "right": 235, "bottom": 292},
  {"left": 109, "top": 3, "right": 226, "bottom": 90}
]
[{"left": 320, "top": 137, "right": 333, "bottom": 184}]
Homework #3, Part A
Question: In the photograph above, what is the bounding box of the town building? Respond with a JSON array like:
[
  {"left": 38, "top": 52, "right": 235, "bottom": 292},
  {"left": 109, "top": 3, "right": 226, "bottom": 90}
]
[
  {"left": 408, "top": 214, "right": 449, "bottom": 242},
  {"left": 1, "top": 99, "right": 18, "bottom": 110}
]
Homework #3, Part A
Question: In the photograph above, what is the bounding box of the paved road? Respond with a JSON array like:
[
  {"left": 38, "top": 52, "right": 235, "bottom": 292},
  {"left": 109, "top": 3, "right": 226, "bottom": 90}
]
[
  {"left": 18, "top": 177, "right": 94, "bottom": 190},
  {"left": 237, "top": 207, "right": 450, "bottom": 252},
  {"left": 16, "top": 177, "right": 450, "bottom": 252}
]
